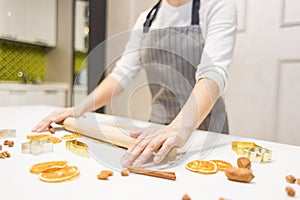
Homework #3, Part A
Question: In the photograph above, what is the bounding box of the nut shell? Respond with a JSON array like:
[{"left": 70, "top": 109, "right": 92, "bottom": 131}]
[
  {"left": 49, "top": 128, "right": 56, "bottom": 134},
  {"left": 121, "top": 169, "right": 129, "bottom": 176},
  {"left": 225, "top": 167, "right": 255, "bottom": 183},
  {"left": 285, "top": 186, "right": 296, "bottom": 197},
  {"left": 237, "top": 157, "right": 251, "bottom": 169},
  {"left": 97, "top": 173, "right": 109, "bottom": 180},
  {"left": 286, "top": 175, "right": 296, "bottom": 184},
  {"left": 7, "top": 141, "right": 14, "bottom": 147},
  {"left": 101, "top": 170, "right": 113, "bottom": 176},
  {"left": 182, "top": 194, "right": 191, "bottom": 200}
]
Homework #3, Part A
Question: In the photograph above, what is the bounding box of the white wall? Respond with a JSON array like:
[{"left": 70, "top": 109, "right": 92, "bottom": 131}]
[
  {"left": 105, "top": 0, "right": 300, "bottom": 146},
  {"left": 46, "top": 0, "right": 73, "bottom": 106},
  {"left": 227, "top": 0, "right": 300, "bottom": 145},
  {"left": 105, "top": 0, "right": 154, "bottom": 121}
]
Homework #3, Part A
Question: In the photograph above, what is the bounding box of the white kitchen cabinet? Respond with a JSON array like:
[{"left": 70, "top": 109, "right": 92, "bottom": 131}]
[
  {"left": 0, "top": 0, "right": 57, "bottom": 47},
  {"left": 0, "top": 82, "right": 68, "bottom": 107},
  {"left": 75, "top": 0, "right": 88, "bottom": 52},
  {"left": 72, "top": 85, "right": 87, "bottom": 106},
  {"left": 0, "top": 0, "right": 24, "bottom": 40}
]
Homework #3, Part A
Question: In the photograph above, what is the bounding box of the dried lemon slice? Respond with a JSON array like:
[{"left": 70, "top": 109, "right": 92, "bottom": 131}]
[
  {"left": 186, "top": 160, "right": 217, "bottom": 174},
  {"left": 39, "top": 166, "right": 80, "bottom": 182},
  {"left": 211, "top": 160, "right": 233, "bottom": 172},
  {"left": 30, "top": 161, "right": 68, "bottom": 174}
]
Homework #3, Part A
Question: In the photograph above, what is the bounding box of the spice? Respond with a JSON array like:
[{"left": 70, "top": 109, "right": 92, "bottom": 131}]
[{"left": 127, "top": 166, "right": 176, "bottom": 181}]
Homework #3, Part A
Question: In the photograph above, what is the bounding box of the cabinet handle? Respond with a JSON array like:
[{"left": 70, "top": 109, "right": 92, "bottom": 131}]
[
  {"left": 0, "top": 33, "right": 18, "bottom": 40},
  {"left": 9, "top": 90, "right": 27, "bottom": 94},
  {"left": 44, "top": 90, "right": 58, "bottom": 94},
  {"left": 33, "top": 39, "right": 49, "bottom": 46}
]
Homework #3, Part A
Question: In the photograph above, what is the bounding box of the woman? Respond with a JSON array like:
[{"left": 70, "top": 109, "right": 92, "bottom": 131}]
[{"left": 33, "top": 0, "right": 237, "bottom": 167}]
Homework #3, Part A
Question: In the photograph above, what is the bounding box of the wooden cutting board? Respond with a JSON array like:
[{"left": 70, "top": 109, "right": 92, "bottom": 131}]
[{"left": 62, "top": 117, "right": 136, "bottom": 149}]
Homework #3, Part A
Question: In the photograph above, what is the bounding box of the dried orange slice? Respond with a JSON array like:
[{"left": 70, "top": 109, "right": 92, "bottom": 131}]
[
  {"left": 186, "top": 160, "right": 217, "bottom": 174},
  {"left": 39, "top": 166, "right": 80, "bottom": 182},
  {"left": 27, "top": 134, "right": 50, "bottom": 140},
  {"left": 30, "top": 161, "right": 68, "bottom": 174},
  {"left": 211, "top": 160, "right": 233, "bottom": 172},
  {"left": 62, "top": 133, "right": 81, "bottom": 140},
  {"left": 27, "top": 134, "right": 61, "bottom": 144},
  {"left": 48, "top": 136, "right": 62, "bottom": 144}
]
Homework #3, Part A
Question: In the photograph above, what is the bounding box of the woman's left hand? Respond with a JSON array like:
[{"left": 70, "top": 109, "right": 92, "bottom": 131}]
[{"left": 121, "top": 124, "right": 191, "bottom": 167}]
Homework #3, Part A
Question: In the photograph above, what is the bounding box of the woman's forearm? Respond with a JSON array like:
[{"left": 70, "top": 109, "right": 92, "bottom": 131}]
[
  {"left": 74, "top": 75, "right": 124, "bottom": 117},
  {"left": 169, "top": 78, "right": 219, "bottom": 139}
]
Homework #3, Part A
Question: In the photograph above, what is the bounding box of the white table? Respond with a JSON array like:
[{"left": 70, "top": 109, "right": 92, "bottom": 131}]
[{"left": 0, "top": 105, "right": 299, "bottom": 200}]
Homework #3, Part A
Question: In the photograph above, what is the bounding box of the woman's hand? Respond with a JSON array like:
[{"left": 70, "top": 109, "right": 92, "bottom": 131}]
[
  {"left": 31, "top": 107, "right": 75, "bottom": 132},
  {"left": 121, "top": 124, "right": 192, "bottom": 167}
]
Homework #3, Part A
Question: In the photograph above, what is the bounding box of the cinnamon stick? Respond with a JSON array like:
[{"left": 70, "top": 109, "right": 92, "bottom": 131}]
[{"left": 127, "top": 166, "right": 176, "bottom": 181}]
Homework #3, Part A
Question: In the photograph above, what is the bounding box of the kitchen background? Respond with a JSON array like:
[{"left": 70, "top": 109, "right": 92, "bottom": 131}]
[{"left": 0, "top": 0, "right": 299, "bottom": 146}]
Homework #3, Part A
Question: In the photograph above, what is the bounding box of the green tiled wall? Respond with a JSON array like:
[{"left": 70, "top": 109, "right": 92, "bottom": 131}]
[
  {"left": 0, "top": 40, "right": 46, "bottom": 82},
  {"left": 74, "top": 51, "right": 87, "bottom": 76}
]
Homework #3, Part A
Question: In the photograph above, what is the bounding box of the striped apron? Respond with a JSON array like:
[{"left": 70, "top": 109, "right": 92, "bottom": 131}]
[{"left": 140, "top": 0, "right": 228, "bottom": 134}]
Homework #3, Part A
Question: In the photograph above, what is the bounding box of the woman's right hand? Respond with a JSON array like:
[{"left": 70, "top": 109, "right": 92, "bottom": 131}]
[{"left": 31, "top": 107, "right": 75, "bottom": 132}]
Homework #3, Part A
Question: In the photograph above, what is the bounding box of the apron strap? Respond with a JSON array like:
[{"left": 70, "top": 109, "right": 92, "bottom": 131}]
[
  {"left": 191, "top": 0, "right": 200, "bottom": 25},
  {"left": 143, "top": 0, "right": 162, "bottom": 33},
  {"left": 143, "top": 0, "right": 201, "bottom": 33}
]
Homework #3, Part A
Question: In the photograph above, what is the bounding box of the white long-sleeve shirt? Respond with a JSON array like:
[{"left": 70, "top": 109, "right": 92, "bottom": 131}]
[{"left": 109, "top": 0, "right": 237, "bottom": 95}]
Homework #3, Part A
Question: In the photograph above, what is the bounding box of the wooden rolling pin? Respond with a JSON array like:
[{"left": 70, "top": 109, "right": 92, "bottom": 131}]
[{"left": 62, "top": 117, "right": 136, "bottom": 149}]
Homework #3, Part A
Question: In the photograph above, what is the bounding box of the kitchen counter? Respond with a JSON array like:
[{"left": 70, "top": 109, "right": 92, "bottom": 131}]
[
  {"left": 0, "top": 105, "right": 299, "bottom": 200},
  {"left": 0, "top": 83, "right": 69, "bottom": 107},
  {"left": 0, "top": 82, "right": 68, "bottom": 91}
]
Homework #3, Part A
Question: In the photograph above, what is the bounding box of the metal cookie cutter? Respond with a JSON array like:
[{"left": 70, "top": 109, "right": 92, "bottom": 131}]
[
  {"left": 0, "top": 129, "right": 16, "bottom": 139},
  {"left": 232, "top": 141, "right": 272, "bottom": 163},
  {"left": 244, "top": 147, "right": 272, "bottom": 163},
  {"left": 22, "top": 138, "right": 53, "bottom": 156},
  {"left": 66, "top": 139, "right": 89, "bottom": 158}
]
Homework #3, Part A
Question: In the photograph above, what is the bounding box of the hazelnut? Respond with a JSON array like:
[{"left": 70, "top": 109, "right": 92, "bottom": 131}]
[
  {"left": 182, "top": 194, "right": 191, "bottom": 200},
  {"left": 285, "top": 186, "right": 296, "bottom": 197},
  {"left": 49, "top": 126, "right": 56, "bottom": 134},
  {"left": 237, "top": 157, "right": 251, "bottom": 169},
  {"left": 97, "top": 172, "right": 109, "bottom": 180},
  {"left": 121, "top": 169, "right": 129, "bottom": 176},
  {"left": 4, "top": 140, "right": 9, "bottom": 145},
  {"left": 297, "top": 178, "right": 300, "bottom": 185},
  {"left": 286, "top": 175, "right": 296, "bottom": 184},
  {"left": 101, "top": 170, "right": 113, "bottom": 176},
  {"left": 7, "top": 141, "right": 14, "bottom": 147},
  {"left": 0, "top": 144, "right": 2, "bottom": 151}
]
